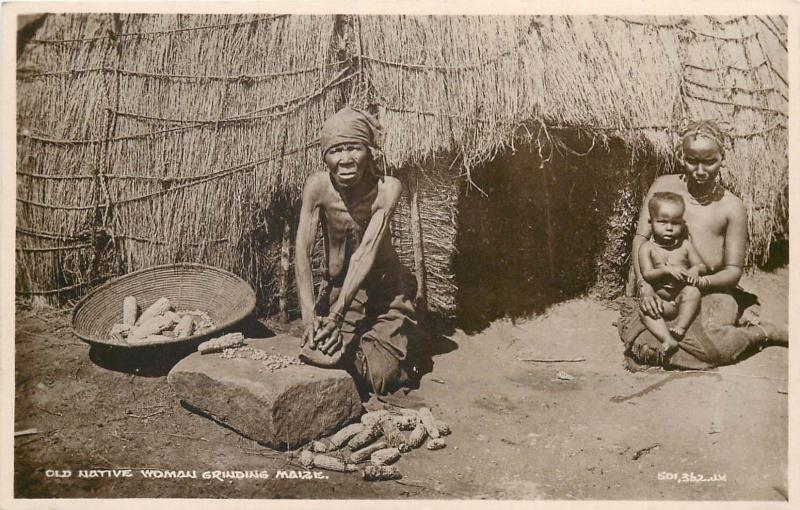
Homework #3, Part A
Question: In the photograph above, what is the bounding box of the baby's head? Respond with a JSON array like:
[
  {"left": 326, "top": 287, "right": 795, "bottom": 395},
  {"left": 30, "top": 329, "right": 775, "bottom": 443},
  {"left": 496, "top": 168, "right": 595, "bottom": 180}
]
[{"left": 648, "top": 192, "right": 686, "bottom": 244}]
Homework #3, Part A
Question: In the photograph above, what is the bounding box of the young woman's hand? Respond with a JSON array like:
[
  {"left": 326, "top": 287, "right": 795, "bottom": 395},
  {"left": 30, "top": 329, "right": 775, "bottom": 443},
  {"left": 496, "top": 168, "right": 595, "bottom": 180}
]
[
  {"left": 685, "top": 267, "right": 701, "bottom": 286},
  {"left": 638, "top": 281, "right": 664, "bottom": 319}
]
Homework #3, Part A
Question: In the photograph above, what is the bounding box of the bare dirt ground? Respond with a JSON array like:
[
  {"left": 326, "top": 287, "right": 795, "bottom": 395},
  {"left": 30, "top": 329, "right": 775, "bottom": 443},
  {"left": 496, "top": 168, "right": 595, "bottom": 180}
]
[{"left": 13, "top": 267, "right": 788, "bottom": 500}]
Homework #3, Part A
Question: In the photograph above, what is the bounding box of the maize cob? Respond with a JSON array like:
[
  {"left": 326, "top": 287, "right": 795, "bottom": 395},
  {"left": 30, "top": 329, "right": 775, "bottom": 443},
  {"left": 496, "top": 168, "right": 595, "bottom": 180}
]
[
  {"left": 360, "top": 410, "right": 390, "bottom": 427},
  {"left": 173, "top": 314, "right": 195, "bottom": 339},
  {"left": 179, "top": 309, "right": 214, "bottom": 332},
  {"left": 329, "top": 422, "right": 364, "bottom": 449},
  {"left": 435, "top": 420, "right": 451, "bottom": 436},
  {"left": 348, "top": 423, "right": 382, "bottom": 451},
  {"left": 381, "top": 419, "right": 408, "bottom": 450},
  {"left": 363, "top": 465, "right": 401, "bottom": 482},
  {"left": 110, "top": 323, "right": 131, "bottom": 337},
  {"left": 312, "top": 454, "right": 358, "bottom": 472},
  {"left": 198, "top": 333, "right": 245, "bottom": 354},
  {"left": 123, "top": 296, "right": 138, "bottom": 326},
  {"left": 390, "top": 414, "right": 418, "bottom": 430},
  {"left": 299, "top": 450, "right": 314, "bottom": 468},
  {"left": 128, "top": 313, "right": 177, "bottom": 341},
  {"left": 136, "top": 297, "right": 172, "bottom": 326},
  {"left": 126, "top": 334, "right": 173, "bottom": 346},
  {"left": 309, "top": 440, "right": 332, "bottom": 453},
  {"left": 407, "top": 423, "right": 427, "bottom": 448},
  {"left": 426, "top": 438, "right": 446, "bottom": 450},
  {"left": 349, "top": 440, "right": 388, "bottom": 464},
  {"left": 417, "top": 407, "right": 440, "bottom": 439},
  {"left": 370, "top": 447, "right": 401, "bottom": 466},
  {"left": 109, "top": 324, "right": 131, "bottom": 344},
  {"left": 397, "top": 407, "right": 419, "bottom": 416}
]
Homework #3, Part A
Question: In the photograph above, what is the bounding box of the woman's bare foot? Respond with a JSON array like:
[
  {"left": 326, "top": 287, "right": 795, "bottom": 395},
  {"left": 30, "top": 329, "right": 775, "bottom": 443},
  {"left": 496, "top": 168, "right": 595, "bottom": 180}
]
[
  {"left": 660, "top": 337, "right": 679, "bottom": 356},
  {"left": 753, "top": 319, "right": 788, "bottom": 346}
]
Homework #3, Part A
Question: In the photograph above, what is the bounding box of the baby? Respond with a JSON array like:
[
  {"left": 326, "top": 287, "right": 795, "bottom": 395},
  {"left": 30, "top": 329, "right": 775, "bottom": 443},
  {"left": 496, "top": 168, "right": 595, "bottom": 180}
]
[{"left": 638, "top": 192, "right": 707, "bottom": 355}]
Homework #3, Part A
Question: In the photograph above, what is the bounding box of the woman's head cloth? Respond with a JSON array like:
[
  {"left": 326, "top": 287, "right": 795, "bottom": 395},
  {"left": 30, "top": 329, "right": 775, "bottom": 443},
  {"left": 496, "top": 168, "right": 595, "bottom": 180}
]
[{"left": 319, "top": 107, "right": 382, "bottom": 157}]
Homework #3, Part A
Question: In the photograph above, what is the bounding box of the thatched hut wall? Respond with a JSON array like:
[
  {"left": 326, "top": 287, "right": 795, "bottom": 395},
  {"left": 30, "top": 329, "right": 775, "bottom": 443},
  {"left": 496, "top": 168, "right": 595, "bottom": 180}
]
[{"left": 16, "top": 14, "right": 787, "bottom": 318}]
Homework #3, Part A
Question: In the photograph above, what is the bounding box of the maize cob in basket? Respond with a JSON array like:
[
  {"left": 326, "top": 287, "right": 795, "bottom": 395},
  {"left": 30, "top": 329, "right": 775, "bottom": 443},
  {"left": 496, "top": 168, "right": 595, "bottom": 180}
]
[{"left": 136, "top": 297, "right": 172, "bottom": 326}]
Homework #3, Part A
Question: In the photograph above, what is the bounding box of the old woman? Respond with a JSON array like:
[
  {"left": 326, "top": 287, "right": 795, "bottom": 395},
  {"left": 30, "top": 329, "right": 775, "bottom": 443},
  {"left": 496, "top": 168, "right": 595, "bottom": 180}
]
[{"left": 294, "top": 107, "right": 419, "bottom": 394}]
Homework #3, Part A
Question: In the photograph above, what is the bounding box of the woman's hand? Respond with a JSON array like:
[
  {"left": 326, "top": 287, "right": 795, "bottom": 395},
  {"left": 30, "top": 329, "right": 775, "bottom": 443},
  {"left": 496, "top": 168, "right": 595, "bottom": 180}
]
[
  {"left": 638, "top": 280, "right": 664, "bottom": 319},
  {"left": 313, "top": 315, "right": 343, "bottom": 355},
  {"left": 685, "top": 267, "right": 701, "bottom": 286},
  {"left": 301, "top": 317, "right": 324, "bottom": 349}
]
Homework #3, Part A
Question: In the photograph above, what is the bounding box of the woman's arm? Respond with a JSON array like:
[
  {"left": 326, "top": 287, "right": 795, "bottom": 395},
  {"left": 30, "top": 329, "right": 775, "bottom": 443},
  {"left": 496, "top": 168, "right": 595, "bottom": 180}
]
[
  {"left": 316, "top": 178, "right": 402, "bottom": 354},
  {"left": 685, "top": 240, "right": 709, "bottom": 275},
  {"left": 632, "top": 198, "right": 653, "bottom": 290},
  {"left": 330, "top": 180, "right": 401, "bottom": 319},
  {"left": 295, "top": 175, "right": 322, "bottom": 338},
  {"left": 633, "top": 180, "right": 664, "bottom": 318}
]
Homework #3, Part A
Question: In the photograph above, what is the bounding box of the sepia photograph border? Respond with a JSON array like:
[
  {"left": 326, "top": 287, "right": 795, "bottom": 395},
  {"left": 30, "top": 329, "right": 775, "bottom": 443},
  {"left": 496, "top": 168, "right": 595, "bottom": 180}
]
[{"left": 1, "top": 1, "right": 798, "bottom": 509}]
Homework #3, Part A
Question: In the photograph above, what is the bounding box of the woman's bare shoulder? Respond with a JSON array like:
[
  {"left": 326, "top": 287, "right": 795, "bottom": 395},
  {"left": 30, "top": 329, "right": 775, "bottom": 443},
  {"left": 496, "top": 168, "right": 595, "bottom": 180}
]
[
  {"left": 305, "top": 170, "right": 329, "bottom": 187},
  {"left": 720, "top": 189, "right": 746, "bottom": 216},
  {"left": 377, "top": 175, "right": 403, "bottom": 202}
]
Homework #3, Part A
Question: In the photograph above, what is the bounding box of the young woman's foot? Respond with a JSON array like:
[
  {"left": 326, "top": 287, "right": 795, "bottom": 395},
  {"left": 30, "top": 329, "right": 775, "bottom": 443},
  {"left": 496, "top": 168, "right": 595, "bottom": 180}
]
[
  {"left": 753, "top": 319, "right": 788, "bottom": 346},
  {"left": 659, "top": 337, "right": 679, "bottom": 356}
]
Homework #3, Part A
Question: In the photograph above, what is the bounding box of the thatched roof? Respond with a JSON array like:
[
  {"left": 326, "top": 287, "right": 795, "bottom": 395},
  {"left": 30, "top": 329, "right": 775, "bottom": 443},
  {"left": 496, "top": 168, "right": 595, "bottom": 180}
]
[
  {"left": 16, "top": 14, "right": 787, "bottom": 310},
  {"left": 364, "top": 16, "right": 787, "bottom": 254}
]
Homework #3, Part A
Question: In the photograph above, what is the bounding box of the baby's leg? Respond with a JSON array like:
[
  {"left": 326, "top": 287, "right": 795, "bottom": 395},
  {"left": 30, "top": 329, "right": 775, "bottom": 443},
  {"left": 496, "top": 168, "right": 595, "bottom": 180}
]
[
  {"left": 639, "top": 310, "right": 679, "bottom": 355},
  {"left": 670, "top": 286, "right": 701, "bottom": 339}
]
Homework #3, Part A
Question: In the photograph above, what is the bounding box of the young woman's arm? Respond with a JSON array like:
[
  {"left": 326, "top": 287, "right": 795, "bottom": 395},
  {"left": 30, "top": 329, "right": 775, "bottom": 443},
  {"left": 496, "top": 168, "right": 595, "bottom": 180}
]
[{"left": 697, "top": 199, "right": 746, "bottom": 292}]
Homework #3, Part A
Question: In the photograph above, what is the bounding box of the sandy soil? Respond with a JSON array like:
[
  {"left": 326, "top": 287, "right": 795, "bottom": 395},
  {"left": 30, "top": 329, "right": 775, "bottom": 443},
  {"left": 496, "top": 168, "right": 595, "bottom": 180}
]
[{"left": 13, "top": 268, "right": 787, "bottom": 500}]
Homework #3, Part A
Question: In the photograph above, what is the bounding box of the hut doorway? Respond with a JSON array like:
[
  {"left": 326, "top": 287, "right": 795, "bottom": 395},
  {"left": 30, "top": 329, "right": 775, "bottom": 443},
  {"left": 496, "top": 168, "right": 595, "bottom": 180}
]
[{"left": 452, "top": 136, "right": 651, "bottom": 333}]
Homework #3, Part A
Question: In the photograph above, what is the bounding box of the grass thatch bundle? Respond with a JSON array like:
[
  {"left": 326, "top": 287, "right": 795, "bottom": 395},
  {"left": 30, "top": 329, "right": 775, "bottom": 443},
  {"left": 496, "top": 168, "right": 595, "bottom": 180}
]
[{"left": 17, "top": 14, "right": 787, "bottom": 319}]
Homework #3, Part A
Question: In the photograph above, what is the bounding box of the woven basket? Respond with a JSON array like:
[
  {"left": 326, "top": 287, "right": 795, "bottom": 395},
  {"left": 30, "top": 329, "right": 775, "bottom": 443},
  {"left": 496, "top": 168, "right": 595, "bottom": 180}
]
[{"left": 72, "top": 263, "right": 256, "bottom": 348}]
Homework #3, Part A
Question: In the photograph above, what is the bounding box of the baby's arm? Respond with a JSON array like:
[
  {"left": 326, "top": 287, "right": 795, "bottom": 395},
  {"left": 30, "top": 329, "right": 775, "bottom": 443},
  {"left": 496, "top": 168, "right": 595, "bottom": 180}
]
[
  {"left": 639, "top": 242, "right": 687, "bottom": 283},
  {"left": 684, "top": 240, "right": 708, "bottom": 285},
  {"left": 638, "top": 242, "right": 667, "bottom": 284}
]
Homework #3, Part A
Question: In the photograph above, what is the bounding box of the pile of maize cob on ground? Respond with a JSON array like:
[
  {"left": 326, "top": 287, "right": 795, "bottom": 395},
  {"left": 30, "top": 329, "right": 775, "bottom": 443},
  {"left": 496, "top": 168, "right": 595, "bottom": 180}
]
[
  {"left": 109, "top": 296, "right": 214, "bottom": 346},
  {"left": 294, "top": 407, "right": 450, "bottom": 481}
]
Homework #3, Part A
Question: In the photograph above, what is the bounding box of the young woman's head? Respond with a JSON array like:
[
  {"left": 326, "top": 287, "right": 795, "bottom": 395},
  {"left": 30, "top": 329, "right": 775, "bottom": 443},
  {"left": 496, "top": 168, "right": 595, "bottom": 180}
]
[{"left": 676, "top": 120, "right": 727, "bottom": 188}]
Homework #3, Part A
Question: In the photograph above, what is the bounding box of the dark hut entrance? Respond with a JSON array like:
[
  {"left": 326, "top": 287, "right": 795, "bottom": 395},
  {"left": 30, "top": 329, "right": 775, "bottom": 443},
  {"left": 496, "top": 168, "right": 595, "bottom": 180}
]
[{"left": 452, "top": 135, "right": 657, "bottom": 333}]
